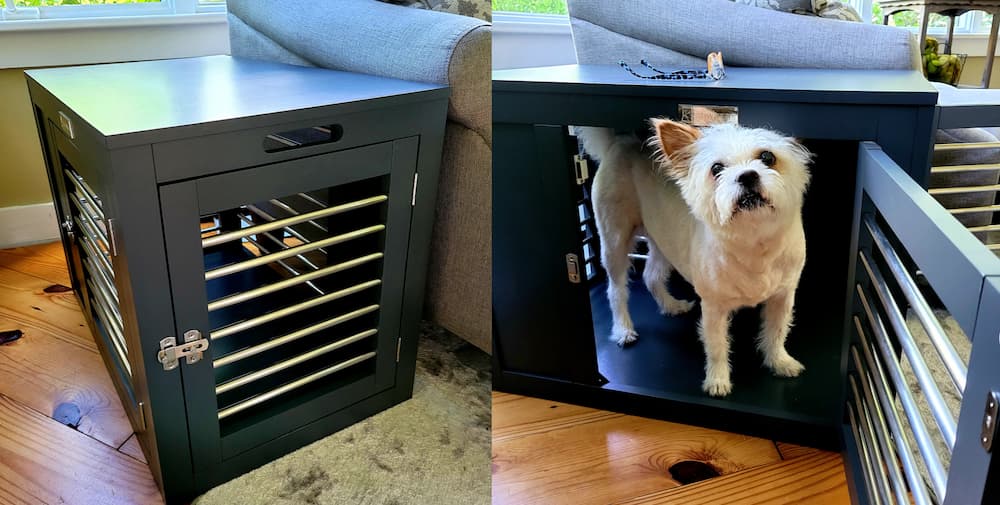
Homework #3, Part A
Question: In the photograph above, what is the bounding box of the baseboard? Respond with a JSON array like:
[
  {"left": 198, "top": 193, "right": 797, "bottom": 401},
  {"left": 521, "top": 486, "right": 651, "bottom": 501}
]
[{"left": 0, "top": 203, "right": 59, "bottom": 249}]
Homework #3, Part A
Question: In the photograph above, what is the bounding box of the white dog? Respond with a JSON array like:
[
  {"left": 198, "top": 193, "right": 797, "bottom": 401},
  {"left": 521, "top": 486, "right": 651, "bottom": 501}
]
[{"left": 579, "top": 119, "right": 812, "bottom": 396}]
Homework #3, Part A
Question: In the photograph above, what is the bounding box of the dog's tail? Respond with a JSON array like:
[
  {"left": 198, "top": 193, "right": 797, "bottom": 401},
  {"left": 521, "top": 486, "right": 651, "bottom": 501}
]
[{"left": 575, "top": 126, "right": 617, "bottom": 163}]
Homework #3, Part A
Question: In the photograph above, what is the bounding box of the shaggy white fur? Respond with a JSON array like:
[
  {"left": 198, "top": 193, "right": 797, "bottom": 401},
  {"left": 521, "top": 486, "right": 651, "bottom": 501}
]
[{"left": 579, "top": 120, "right": 812, "bottom": 396}]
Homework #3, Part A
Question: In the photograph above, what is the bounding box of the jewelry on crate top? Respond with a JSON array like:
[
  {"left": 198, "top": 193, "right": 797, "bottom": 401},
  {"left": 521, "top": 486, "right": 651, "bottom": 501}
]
[{"left": 620, "top": 52, "right": 726, "bottom": 81}]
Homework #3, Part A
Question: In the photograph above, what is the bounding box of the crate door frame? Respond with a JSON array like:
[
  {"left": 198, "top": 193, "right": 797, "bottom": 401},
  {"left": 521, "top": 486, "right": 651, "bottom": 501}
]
[{"left": 159, "top": 138, "right": 418, "bottom": 477}]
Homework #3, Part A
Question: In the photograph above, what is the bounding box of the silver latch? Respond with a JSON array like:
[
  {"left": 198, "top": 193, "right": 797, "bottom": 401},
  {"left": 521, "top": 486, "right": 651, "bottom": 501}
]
[
  {"left": 61, "top": 219, "right": 74, "bottom": 240},
  {"left": 157, "top": 330, "right": 209, "bottom": 371},
  {"left": 982, "top": 390, "right": 999, "bottom": 451},
  {"left": 566, "top": 253, "right": 581, "bottom": 284},
  {"left": 573, "top": 155, "right": 590, "bottom": 185}
]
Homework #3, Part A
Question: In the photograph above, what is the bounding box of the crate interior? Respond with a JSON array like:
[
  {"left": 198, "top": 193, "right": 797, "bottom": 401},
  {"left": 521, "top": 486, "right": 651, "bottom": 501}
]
[
  {"left": 578, "top": 137, "right": 857, "bottom": 432},
  {"left": 200, "top": 176, "right": 389, "bottom": 434}
]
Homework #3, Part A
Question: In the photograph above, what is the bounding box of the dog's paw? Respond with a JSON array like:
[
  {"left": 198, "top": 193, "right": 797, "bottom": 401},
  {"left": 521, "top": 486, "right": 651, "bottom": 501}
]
[
  {"left": 611, "top": 328, "right": 638, "bottom": 347},
  {"left": 766, "top": 354, "right": 805, "bottom": 378},
  {"left": 702, "top": 375, "right": 733, "bottom": 397},
  {"left": 658, "top": 297, "right": 695, "bottom": 316}
]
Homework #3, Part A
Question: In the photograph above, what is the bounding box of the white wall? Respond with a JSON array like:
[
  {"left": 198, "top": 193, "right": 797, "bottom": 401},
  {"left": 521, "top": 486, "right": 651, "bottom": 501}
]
[{"left": 492, "top": 13, "right": 576, "bottom": 70}]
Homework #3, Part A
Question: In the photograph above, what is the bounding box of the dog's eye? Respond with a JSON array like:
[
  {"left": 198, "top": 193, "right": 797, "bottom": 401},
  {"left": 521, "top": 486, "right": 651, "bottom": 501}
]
[
  {"left": 710, "top": 162, "right": 725, "bottom": 178},
  {"left": 759, "top": 150, "right": 776, "bottom": 167}
]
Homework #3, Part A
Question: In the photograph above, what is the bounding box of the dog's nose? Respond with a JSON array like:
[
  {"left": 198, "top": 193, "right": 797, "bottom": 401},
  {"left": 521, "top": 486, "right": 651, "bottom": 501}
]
[{"left": 737, "top": 171, "right": 760, "bottom": 188}]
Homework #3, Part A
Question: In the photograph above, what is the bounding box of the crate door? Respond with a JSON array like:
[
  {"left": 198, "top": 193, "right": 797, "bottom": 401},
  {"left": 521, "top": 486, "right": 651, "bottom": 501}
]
[
  {"left": 844, "top": 142, "right": 1000, "bottom": 505},
  {"left": 159, "top": 138, "right": 417, "bottom": 474}
]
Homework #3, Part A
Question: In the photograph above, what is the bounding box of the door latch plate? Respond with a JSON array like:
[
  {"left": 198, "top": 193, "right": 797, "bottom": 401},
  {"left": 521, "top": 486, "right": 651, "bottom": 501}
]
[
  {"left": 982, "top": 390, "right": 999, "bottom": 451},
  {"left": 566, "top": 253, "right": 581, "bottom": 284},
  {"left": 157, "top": 330, "right": 209, "bottom": 370}
]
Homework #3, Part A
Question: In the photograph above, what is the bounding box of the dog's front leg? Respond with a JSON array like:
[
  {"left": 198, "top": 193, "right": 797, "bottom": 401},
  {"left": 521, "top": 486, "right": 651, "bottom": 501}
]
[
  {"left": 699, "top": 302, "right": 733, "bottom": 396},
  {"left": 758, "top": 290, "right": 805, "bottom": 378}
]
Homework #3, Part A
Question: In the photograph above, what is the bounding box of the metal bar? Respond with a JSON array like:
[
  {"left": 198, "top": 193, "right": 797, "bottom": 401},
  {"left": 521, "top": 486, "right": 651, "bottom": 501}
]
[
  {"left": 990, "top": 243, "right": 1000, "bottom": 251},
  {"left": 217, "top": 351, "right": 376, "bottom": 420},
  {"left": 857, "top": 288, "right": 947, "bottom": 501},
  {"left": 74, "top": 221, "right": 114, "bottom": 279},
  {"left": 859, "top": 251, "right": 958, "bottom": 448},
  {"left": 244, "top": 204, "right": 328, "bottom": 257},
  {"left": 83, "top": 257, "right": 121, "bottom": 321},
  {"left": 70, "top": 193, "right": 110, "bottom": 252},
  {"left": 213, "top": 304, "right": 379, "bottom": 368},
  {"left": 934, "top": 141, "right": 1000, "bottom": 151},
  {"left": 201, "top": 195, "right": 386, "bottom": 248},
  {"left": 215, "top": 328, "right": 377, "bottom": 394},
  {"left": 83, "top": 254, "right": 118, "bottom": 305},
  {"left": 240, "top": 214, "right": 323, "bottom": 272},
  {"left": 206, "top": 253, "right": 382, "bottom": 312},
  {"left": 63, "top": 168, "right": 104, "bottom": 214},
  {"left": 931, "top": 163, "right": 1000, "bottom": 174},
  {"left": 929, "top": 184, "right": 1000, "bottom": 196},
  {"left": 211, "top": 280, "right": 381, "bottom": 340},
  {"left": 270, "top": 198, "right": 327, "bottom": 232},
  {"left": 240, "top": 229, "right": 324, "bottom": 296},
  {"left": 864, "top": 215, "right": 967, "bottom": 395},
  {"left": 845, "top": 403, "right": 884, "bottom": 505},
  {"left": 86, "top": 279, "right": 131, "bottom": 376},
  {"left": 204, "top": 225, "right": 384, "bottom": 281},
  {"left": 949, "top": 204, "right": 1000, "bottom": 215},
  {"left": 849, "top": 375, "right": 902, "bottom": 505},
  {"left": 968, "top": 223, "right": 1000, "bottom": 233},
  {"left": 296, "top": 192, "right": 327, "bottom": 208},
  {"left": 851, "top": 349, "right": 910, "bottom": 505}
]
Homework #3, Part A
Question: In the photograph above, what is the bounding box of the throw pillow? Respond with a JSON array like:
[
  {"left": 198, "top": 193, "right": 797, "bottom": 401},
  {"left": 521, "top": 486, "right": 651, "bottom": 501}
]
[
  {"left": 379, "top": 0, "right": 491, "bottom": 22},
  {"left": 816, "top": 2, "right": 863, "bottom": 22},
  {"left": 731, "top": 0, "right": 814, "bottom": 15}
]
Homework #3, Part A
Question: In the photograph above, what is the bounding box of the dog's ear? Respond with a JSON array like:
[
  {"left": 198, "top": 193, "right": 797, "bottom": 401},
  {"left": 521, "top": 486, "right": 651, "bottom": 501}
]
[{"left": 651, "top": 118, "right": 701, "bottom": 156}]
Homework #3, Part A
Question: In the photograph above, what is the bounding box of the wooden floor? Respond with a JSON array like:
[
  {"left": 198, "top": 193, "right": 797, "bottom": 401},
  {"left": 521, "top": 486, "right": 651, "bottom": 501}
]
[
  {"left": 492, "top": 392, "right": 851, "bottom": 505},
  {"left": 0, "top": 242, "right": 163, "bottom": 505}
]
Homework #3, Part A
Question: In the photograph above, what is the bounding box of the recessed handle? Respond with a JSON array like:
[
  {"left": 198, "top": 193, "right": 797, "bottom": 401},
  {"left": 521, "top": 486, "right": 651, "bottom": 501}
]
[{"left": 262, "top": 124, "right": 344, "bottom": 153}]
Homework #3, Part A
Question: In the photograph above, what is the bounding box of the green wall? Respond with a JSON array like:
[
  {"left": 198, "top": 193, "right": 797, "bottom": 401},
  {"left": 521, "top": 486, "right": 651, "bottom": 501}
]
[{"left": 0, "top": 68, "right": 51, "bottom": 207}]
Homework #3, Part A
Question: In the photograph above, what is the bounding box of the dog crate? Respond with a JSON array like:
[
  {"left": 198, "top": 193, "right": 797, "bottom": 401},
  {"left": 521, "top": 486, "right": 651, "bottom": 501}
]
[
  {"left": 493, "top": 65, "right": 1000, "bottom": 504},
  {"left": 26, "top": 55, "right": 448, "bottom": 503}
]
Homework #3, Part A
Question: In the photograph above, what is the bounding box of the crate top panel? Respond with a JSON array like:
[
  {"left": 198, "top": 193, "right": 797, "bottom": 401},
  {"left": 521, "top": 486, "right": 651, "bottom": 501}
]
[
  {"left": 26, "top": 55, "right": 448, "bottom": 147},
  {"left": 493, "top": 64, "right": 938, "bottom": 106}
]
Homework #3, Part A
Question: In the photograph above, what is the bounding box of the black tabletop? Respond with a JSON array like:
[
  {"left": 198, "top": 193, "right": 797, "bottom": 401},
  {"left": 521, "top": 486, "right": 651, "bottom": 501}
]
[
  {"left": 494, "top": 64, "right": 938, "bottom": 106},
  {"left": 27, "top": 55, "right": 448, "bottom": 140}
]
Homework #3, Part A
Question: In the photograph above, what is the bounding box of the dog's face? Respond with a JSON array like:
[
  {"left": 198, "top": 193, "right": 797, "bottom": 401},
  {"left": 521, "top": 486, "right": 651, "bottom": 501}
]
[{"left": 650, "top": 119, "right": 812, "bottom": 229}]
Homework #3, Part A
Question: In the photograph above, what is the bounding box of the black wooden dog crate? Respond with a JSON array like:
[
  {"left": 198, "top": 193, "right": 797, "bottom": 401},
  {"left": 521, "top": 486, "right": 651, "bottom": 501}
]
[
  {"left": 493, "top": 65, "right": 1000, "bottom": 504},
  {"left": 26, "top": 56, "right": 448, "bottom": 503}
]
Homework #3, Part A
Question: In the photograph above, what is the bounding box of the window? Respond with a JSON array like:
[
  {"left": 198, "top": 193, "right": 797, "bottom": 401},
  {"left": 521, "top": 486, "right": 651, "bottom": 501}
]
[
  {"left": 870, "top": 1, "right": 993, "bottom": 35},
  {"left": 492, "top": 0, "right": 566, "bottom": 16},
  {"left": 1, "top": 0, "right": 224, "bottom": 22}
]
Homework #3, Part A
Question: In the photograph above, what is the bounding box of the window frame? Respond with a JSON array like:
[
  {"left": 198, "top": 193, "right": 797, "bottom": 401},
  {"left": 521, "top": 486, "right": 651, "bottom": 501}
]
[{"left": 1, "top": 0, "right": 224, "bottom": 23}]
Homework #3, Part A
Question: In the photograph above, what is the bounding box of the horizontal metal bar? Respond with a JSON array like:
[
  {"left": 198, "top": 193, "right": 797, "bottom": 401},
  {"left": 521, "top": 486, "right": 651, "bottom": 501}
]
[
  {"left": 86, "top": 279, "right": 131, "bottom": 376},
  {"left": 206, "top": 253, "right": 382, "bottom": 312},
  {"left": 83, "top": 257, "right": 121, "bottom": 321},
  {"left": 63, "top": 168, "right": 104, "bottom": 214},
  {"left": 70, "top": 195, "right": 110, "bottom": 254},
  {"left": 200, "top": 224, "right": 220, "bottom": 235},
  {"left": 270, "top": 198, "right": 327, "bottom": 232},
  {"left": 213, "top": 304, "right": 379, "bottom": 368},
  {"left": 211, "top": 280, "right": 381, "bottom": 340},
  {"left": 83, "top": 255, "right": 118, "bottom": 306},
  {"left": 204, "top": 225, "right": 384, "bottom": 281},
  {"left": 859, "top": 251, "right": 958, "bottom": 448},
  {"left": 857, "top": 288, "right": 947, "bottom": 501},
  {"left": 864, "top": 216, "right": 967, "bottom": 395},
  {"left": 201, "top": 195, "right": 386, "bottom": 248},
  {"left": 846, "top": 402, "right": 885, "bottom": 505},
  {"left": 950, "top": 204, "right": 1000, "bottom": 215},
  {"left": 215, "top": 328, "right": 377, "bottom": 394},
  {"left": 240, "top": 230, "right": 324, "bottom": 297},
  {"left": 74, "top": 220, "right": 114, "bottom": 279},
  {"left": 242, "top": 215, "right": 324, "bottom": 272},
  {"left": 931, "top": 163, "right": 1000, "bottom": 174},
  {"left": 968, "top": 223, "right": 1000, "bottom": 233},
  {"left": 296, "top": 192, "right": 327, "bottom": 209},
  {"left": 850, "top": 376, "right": 905, "bottom": 505},
  {"left": 934, "top": 141, "right": 1000, "bottom": 151},
  {"left": 244, "top": 205, "right": 328, "bottom": 256},
  {"left": 929, "top": 184, "right": 1000, "bottom": 195},
  {"left": 991, "top": 243, "right": 1000, "bottom": 251},
  {"left": 217, "top": 351, "right": 376, "bottom": 420}
]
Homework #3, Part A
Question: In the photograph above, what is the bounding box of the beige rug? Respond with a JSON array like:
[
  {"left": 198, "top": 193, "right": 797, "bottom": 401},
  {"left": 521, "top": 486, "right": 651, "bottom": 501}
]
[{"left": 194, "top": 322, "right": 491, "bottom": 505}]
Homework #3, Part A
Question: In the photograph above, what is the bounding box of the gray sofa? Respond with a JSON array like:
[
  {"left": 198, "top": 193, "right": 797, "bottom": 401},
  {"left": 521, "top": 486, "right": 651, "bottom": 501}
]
[
  {"left": 567, "top": 0, "right": 1000, "bottom": 232},
  {"left": 227, "top": 0, "right": 492, "bottom": 352}
]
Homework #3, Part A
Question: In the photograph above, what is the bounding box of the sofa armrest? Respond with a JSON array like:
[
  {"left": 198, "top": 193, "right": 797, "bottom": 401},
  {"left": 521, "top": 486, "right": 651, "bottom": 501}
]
[
  {"left": 228, "top": 0, "right": 491, "bottom": 143},
  {"left": 568, "top": 0, "right": 918, "bottom": 71}
]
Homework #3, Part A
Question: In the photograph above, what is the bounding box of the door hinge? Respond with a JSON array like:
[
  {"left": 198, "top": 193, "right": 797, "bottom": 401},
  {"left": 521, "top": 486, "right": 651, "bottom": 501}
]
[
  {"left": 396, "top": 337, "right": 402, "bottom": 362},
  {"left": 157, "top": 330, "right": 209, "bottom": 371},
  {"left": 573, "top": 154, "right": 590, "bottom": 185},
  {"left": 137, "top": 401, "right": 147, "bottom": 432},
  {"left": 566, "top": 253, "right": 581, "bottom": 284},
  {"left": 982, "top": 390, "right": 999, "bottom": 451},
  {"left": 411, "top": 173, "right": 419, "bottom": 207}
]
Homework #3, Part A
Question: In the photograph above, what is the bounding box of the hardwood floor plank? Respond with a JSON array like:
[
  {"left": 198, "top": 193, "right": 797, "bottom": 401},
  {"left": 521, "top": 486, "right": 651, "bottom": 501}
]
[
  {"left": 0, "top": 242, "right": 71, "bottom": 287},
  {"left": 119, "top": 433, "right": 148, "bottom": 464},
  {"left": 492, "top": 400, "right": 782, "bottom": 505},
  {"left": 614, "top": 451, "right": 848, "bottom": 505},
  {"left": 776, "top": 441, "right": 825, "bottom": 460},
  {"left": 0, "top": 264, "right": 95, "bottom": 352},
  {"left": 0, "top": 313, "right": 133, "bottom": 449},
  {"left": 492, "top": 392, "right": 623, "bottom": 442},
  {"left": 0, "top": 393, "right": 162, "bottom": 505}
]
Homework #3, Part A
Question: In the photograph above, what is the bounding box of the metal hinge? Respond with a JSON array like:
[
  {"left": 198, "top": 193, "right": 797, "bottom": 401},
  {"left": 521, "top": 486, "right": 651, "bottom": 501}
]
[
  {"left": 157, "top": 330, "right": 209, "bottom": 371},
  {"left": 61, "top": 219, "right": 74, "bottom": 240},
  {"left": 573, "top": 155, "right": 589, "bottom": 185},
  {"left": 566, "top": 253, "right": 581, "bottom": 283},
  {"left": 411, "top": 173, "right": 419, "bottom": 207},
  {"left": 396, "top": 337, "right": 402, "bottom": 362},
  {"left": 982, "top": 390, "right": 999, "bottom": 451},
  {"left": 137, "top": 401, "right": 147, "bottom": 432}
]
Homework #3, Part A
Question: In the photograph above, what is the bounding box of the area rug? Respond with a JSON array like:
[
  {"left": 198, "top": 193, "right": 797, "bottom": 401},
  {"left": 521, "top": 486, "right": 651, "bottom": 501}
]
[{"left": 194, "top": 322, "right": 491, "bottom": 505}]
